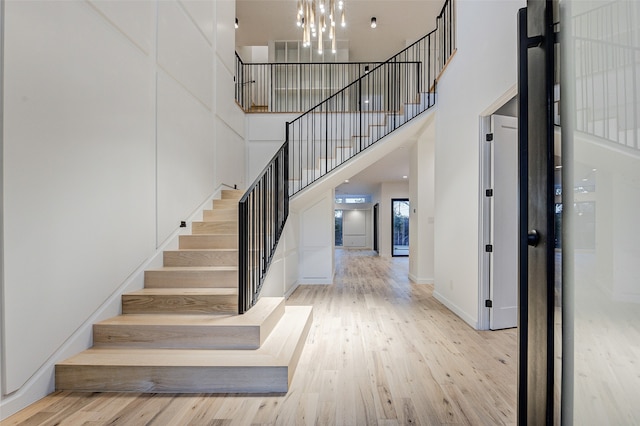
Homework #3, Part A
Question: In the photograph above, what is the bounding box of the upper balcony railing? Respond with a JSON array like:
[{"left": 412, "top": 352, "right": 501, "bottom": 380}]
[{"left": 235, "top": 58, "right": 386, "bottom": 113}]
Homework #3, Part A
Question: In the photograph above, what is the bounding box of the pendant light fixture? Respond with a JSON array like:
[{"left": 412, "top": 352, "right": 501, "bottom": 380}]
[{"left": 297, "top": 0, "right": 345, "bottom": 55}]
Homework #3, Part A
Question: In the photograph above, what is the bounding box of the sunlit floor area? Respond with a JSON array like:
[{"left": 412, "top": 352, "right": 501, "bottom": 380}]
[{"left": 4, "top": 249, "right": 517, "bottom": 425}]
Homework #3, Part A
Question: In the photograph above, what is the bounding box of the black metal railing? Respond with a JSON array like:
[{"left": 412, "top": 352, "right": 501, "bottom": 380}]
[
  {"left": 238, "top": 0, "right": 455, "bottom": 313},
  {"left": 571, "top": 1, "right": 639, "bottom": 150},
  {"left": 235, "top": 56, "right": 386, "bottom": 113},
  {"left": 238, "top": 143, "right": 289, "bottom": 314},
  {"left": 288, "top": 0, "right": 455, "bottom": 194}
]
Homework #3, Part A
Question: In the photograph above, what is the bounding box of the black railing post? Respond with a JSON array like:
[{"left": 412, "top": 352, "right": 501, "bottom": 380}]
[
  {"left": 238, "top": 197, "right": 247, "bottom": 314},
  {"left": 358, "top": 77, "right": 363, "bottom": 152}
]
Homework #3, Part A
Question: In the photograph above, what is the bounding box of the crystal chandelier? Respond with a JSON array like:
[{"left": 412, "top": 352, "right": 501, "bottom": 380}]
[{"left": 296, "top": 0, "right": 345, "bottom": 54}]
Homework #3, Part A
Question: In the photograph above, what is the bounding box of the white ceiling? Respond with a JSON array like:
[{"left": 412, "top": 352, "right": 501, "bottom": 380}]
[
  {"left": 235, "top": 0, "right": 445, "bottom": 61},
  {"left": 236, "top": 0, "right": 443, "bottom": 196},
  {"left": 335, "top": 144, "right": 411, "bottom": 196}
]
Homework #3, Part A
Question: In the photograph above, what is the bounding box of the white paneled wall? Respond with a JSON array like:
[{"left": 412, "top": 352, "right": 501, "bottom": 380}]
[
  {"left": 342, "top": 209, "right": 372, "bottom": 249},
  {"left": 246, "top": 113, "right": 298, "bottom": 184},
  {"left": 409, "top": 128, "right": 435, "bottom": 284},
  {"left": 156, "top": 71, "right": 216, "bottom": 243},
  {"left": 1, "top": 0, "right": 242, "bottom": 418},
  {"left": 299, "top": 191, "right": 334, "bottom": 284}
]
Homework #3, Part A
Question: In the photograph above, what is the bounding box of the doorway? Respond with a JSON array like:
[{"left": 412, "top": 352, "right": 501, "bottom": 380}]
[
  {"left": 373, "top": 203, "right": 379, "bottom": 253},
  {"left": 488, "top": 114, "right": 518, "bottom": 330},
  {"left": 479, "top": 94, "right": 519, "bottom": 331},
  {"left": 391, "top": 199, "right": 409, "bottom": 257}
]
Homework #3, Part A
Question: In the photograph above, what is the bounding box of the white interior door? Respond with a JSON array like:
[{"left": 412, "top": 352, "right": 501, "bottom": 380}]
[{"left": 490, "top": 114, "right": 518, "bottom": 330}]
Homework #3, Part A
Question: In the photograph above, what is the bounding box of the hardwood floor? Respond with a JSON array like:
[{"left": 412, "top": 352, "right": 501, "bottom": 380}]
[{"left": 4, "top": 249, "right": 517, "bottom": 425}]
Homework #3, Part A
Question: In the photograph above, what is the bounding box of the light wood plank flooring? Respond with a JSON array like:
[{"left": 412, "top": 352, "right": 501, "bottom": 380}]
[{"left": 4, "top": 249, "right": 516, "bottom": 425}]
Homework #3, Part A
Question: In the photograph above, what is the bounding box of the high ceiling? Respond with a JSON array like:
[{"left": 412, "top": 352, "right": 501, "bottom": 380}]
[{"left": 235, "top": 0, "right": 445, "bottom": 61}]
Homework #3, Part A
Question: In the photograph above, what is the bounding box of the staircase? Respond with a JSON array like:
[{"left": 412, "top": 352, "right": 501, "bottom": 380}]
[
  {"left": 239, "top": 0, "right": 455, "bottom": 313},
  {"left": 289, "top": 92, "right": 437, "bottom": 193},
  {"left": 56, "top": 189, "right": 313, "bottom": 393}
]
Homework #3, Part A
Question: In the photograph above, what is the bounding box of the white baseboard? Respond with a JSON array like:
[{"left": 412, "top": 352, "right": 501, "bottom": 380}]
[
  {"left": 0, "top": 186, "right": 227, "bottom": 420},
  {"left": 433, "top": 290, "right": 478, "bottom": 329},
  {"left": 284, "top": 281, "right": 300, "bottom": 299},
  {"left": 408, "top": 273, "right": 434, "bottom": 284},
  {"left": 298, "top": 278, "right": 333, "bottom": 285}
]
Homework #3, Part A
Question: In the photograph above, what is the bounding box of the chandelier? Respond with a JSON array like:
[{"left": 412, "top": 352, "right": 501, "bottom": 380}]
[{"left": 296, "top": 0, "right": 346, "bottom": 54}]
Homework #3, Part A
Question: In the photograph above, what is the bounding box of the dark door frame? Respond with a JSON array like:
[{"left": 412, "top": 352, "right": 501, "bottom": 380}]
[
  {"left": 373, "top": 203, "right": 379, "bottom": 253},
  {"left": 517, "top": 1, "right": 557, "bottom": 424}
]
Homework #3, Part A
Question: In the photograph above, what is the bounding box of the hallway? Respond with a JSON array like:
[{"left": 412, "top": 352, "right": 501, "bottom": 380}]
[{"left": 5, "top": 250, "right": 516, "bottom": 425}]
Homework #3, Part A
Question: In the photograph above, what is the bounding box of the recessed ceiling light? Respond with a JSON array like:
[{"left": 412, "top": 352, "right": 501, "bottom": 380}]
[
  {"left": 344, "top": 179, "right": 349, "bottom": 183},
  {"left": 402, "top": 175, "right": 408, "bottom": 179}
]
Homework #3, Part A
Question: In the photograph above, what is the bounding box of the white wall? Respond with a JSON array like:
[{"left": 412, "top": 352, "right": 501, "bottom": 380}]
[
  {"left": 433, "top": 0, "right": 524, "bottom": 328},
  {"left": 298, "top": 189, "right": 334, "bottom": 284},
  {"left": 260, "top": 212, "right": 300, "bottom": 298},
  {"left": 342, "top": 209, "right": 372, "bottom": 249},
  {"left": 1, "top": 0, "right": 242, "bottom": 418},
  {"left": 377, "top": 182, "right": 410, "bottom": 257},
  {"left": 409, "top": 125, "right": 435, "bottom": 284},
  {"left": 245, "top": 113, "right": 297, "bottom": 184}
]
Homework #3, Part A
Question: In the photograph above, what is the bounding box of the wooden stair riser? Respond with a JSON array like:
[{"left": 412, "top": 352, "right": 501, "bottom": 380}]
[
  {"left": 203, "top": 209, "right": 238, "bottom": 221},
  {"left": 192, "top": 221, "right": 237, "bottom": 235},
  {"left": 122, "top": 292, "right": 237, "bottom": 315},
  {"left": 144, "top": 268, "right": 237, "bottom": 288},
  {"left": 212, "top": 199, "right": 239, "bottom": 210},
  {"left": 55, "top": 365, "right": 289, "bottom": 393},
  {"left": 221, "top": 189, "right": 244, "bottom": 200},
  {"left": 163, "top": 250, "right": 238, "bottom": 267},
  {"left": 179, "top": 234, "right": 238, "bottom": 250},
  {"left": 93, "top": 323, "right": 260, "bottom": 350}
]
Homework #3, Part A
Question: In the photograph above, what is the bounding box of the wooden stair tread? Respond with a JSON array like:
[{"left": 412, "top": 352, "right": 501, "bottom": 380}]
[
  {"left": 146, "top": 266, "right": 237, "bottom": 272},
  {"left": 164, "top": 249, "right": 238, "bottom": 252},
  {"left": 125, "top": 287, "right": 237, "bottom": 296},
  {"left": 98, "top": 297, "right": 282, "bottom": 327},
  {"left": 58, "top": 306, "right": 312, "bottom": 368}
]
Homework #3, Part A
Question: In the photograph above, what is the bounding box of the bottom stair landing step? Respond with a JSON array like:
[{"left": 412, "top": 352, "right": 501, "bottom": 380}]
[{"left": 55, "top": 306, "right": 313, "bottom": 393}]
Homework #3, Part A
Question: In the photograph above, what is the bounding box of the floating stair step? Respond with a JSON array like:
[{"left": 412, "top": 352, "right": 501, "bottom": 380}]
[
  {"left": 94, "top": 297, "right": 285, "bottom": 349},
  {"left": 163, "top": 249, "right": 238, "bottom": 267},
  {"left": 203, "top": 209, "right": 237, "bottom": 221},
  {"left": 192, "top": 221, "right": 237, "bottom": 234},
  {"left": 122, "top": 288, "right": 237, "bottom": 315},
  {"left": 221, "top": 189, "right": 244, "bottom": 200},
  {"left": 56, "top": 306, "right": 313, "bottom": 393},
  {"left": 178, "top": 234, "right": 238, "bottom": 250},
  {"left": 144, "top": 266, "right": 237, "bottom": 288}
]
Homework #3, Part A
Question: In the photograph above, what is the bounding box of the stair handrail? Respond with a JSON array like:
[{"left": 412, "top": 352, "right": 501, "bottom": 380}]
[
  {"left": 238, "top": 142, "right": 289, "bottom": 314},
  {"left": 238, "top": 0, "right": 455, "bottom": 313},
  {"left": 287, "top": 0, "right": 455, "bottom": 195}
]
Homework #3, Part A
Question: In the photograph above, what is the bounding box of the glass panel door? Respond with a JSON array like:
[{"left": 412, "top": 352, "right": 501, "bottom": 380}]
[
  {"left": 335, "top": 210, "right": 343, "bottom": 247},
  {"left": 560, "top": 1, "right": 640, "bottom": 424},
  {"left": 392, "top": 199, "right": 409, "bottom": 256}
]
